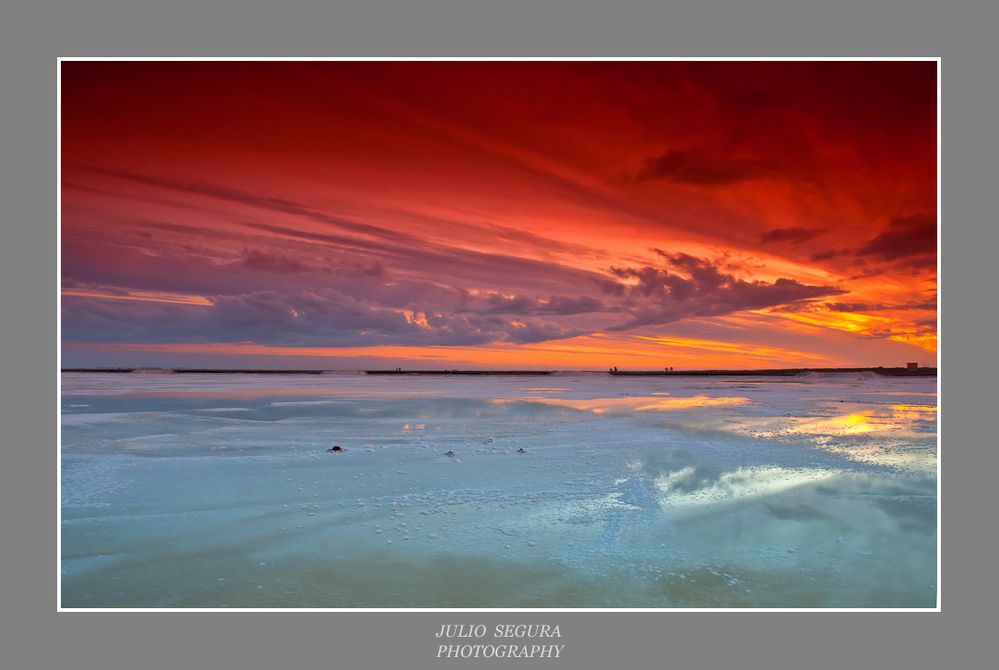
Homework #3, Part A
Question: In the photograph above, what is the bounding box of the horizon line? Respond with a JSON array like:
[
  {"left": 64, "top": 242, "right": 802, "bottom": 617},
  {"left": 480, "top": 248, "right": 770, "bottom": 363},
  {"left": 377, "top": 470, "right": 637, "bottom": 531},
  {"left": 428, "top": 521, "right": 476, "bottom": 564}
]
[{"left": 60, "top": 365, "right": 937, "bottom": 376}]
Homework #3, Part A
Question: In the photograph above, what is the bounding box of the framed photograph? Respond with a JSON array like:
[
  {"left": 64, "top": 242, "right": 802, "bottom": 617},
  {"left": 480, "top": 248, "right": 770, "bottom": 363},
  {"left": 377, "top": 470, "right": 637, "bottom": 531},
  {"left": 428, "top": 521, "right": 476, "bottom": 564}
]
[{"left": 59, "top": 58, "right": 938, "bottom": 617}]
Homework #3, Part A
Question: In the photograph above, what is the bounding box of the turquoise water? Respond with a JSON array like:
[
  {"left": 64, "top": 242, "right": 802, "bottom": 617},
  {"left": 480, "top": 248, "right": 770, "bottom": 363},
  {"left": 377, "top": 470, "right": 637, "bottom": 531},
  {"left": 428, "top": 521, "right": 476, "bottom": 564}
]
[{"left": 61, "top": 372, "right": 937, "bottom": 608}]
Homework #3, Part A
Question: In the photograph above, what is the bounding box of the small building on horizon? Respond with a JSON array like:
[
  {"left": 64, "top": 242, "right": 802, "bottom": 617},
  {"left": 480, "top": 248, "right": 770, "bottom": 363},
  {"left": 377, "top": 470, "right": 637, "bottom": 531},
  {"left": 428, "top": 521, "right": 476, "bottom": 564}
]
[{"left": 907, "top": 362, "right": 919, "bottom": 370}]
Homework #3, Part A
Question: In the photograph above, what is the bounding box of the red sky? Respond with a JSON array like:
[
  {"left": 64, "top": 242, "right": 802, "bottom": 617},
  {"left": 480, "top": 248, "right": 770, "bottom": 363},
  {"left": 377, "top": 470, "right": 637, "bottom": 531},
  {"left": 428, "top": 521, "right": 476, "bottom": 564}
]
[{"left": 60, "top": 61, "right": 937, "bottom": 370}]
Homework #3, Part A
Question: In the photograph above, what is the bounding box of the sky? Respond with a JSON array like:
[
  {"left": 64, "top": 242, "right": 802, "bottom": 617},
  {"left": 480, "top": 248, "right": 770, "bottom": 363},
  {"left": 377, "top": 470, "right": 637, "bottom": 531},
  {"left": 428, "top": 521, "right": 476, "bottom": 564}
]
[{"left": 60, "top": 61, "right": 937, "bottom": 370}]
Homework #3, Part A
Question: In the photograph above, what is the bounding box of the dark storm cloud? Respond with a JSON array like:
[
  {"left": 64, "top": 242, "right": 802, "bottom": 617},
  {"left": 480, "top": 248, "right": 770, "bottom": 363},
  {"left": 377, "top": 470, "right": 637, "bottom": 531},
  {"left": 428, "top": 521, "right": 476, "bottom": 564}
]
[
  {"left": 607, "top": 252, "right": 844, "bottom": 329},
  {"left": 810, "top": 249, "right": 844, "bottom": 262},
  {"left": 473, "top": 293, "right": 606, "bottom": 316},
  {"left": 64, "top": 249, "right": 838, "bottom": 348},
  {"left": 635, "top": 148, "right": 778, "bottom": 186},
  {"left": 856, "top": 214, "right": 936, "bottom": 261},
  {"left": 826, "top": 299, "right": 937, "bottom": 313},
  {"left": 62, "top": 287, "right": 587, "bottom": 348},
  {"left": 760, "top": 227, "right": 823, "bottom": 245}
]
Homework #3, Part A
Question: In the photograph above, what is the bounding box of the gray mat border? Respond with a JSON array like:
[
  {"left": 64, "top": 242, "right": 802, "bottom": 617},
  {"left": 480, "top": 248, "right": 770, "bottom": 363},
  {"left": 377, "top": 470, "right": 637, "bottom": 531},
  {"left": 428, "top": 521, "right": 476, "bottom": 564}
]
[{"left": 3, "top": 1, "right": 996, "bottom": 669}]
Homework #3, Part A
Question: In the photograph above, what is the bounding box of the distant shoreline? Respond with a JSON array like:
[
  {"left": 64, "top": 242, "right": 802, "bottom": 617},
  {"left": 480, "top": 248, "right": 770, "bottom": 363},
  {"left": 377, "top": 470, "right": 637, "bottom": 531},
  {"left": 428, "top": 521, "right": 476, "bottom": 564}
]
[{"left": 60, "top": 366, "right": 937, "bottom": 377}]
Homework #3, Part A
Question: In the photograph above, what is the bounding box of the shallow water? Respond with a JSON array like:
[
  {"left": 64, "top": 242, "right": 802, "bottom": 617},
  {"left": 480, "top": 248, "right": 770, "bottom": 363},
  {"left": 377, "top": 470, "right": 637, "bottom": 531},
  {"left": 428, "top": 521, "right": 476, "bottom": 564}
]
[{"left": 60, "top": 372, "right": 937, "bottom": 608}]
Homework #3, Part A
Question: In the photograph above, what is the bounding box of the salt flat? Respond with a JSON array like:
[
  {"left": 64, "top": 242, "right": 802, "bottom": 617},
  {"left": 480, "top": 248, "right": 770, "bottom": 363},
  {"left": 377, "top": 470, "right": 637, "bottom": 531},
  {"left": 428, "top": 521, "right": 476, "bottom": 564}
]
[{"left": 60, "top": 371, "right": 937, "bottom": 608}]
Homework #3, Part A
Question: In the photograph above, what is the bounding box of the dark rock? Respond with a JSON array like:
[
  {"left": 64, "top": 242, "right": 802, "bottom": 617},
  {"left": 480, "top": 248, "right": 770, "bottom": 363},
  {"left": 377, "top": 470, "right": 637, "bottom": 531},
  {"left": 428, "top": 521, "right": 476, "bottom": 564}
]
[
  {"left": 327, "top": 445, "right": 344, "bottom": 453},
  {"left": 517, "top": 448, "right": 527, "bottom": 454},
  {"left": 445, "top": 450, "right": 456, "bottom": 457}
]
